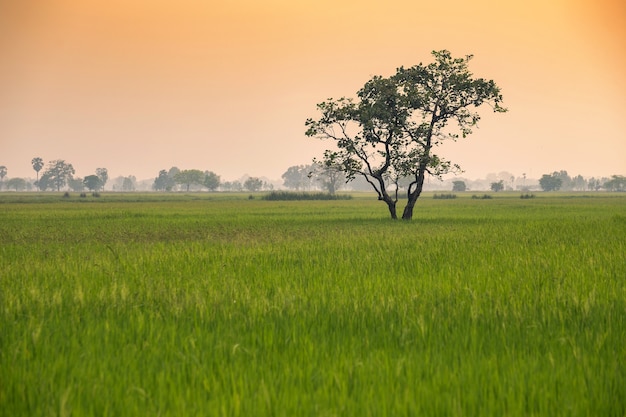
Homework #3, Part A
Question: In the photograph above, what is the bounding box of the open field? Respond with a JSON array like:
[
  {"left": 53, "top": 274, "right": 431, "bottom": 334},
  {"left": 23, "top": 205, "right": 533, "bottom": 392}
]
[{"left": 1, "top": 193, "right": 625, "bottom": 416}]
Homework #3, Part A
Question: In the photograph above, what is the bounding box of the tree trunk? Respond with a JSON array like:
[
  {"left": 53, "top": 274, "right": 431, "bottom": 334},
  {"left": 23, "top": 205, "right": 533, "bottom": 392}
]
[
  {"left": 386, "top": 199, "right": 398, "bottom": 219},
  {"left": 401, "top": 171, "right": 426, "bottom": 220}
]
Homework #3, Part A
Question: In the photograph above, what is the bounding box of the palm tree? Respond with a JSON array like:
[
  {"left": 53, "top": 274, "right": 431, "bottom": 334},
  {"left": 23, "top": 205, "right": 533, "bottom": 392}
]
[{"left": 31, "top": 157, "right": 44, "bottom": 187}]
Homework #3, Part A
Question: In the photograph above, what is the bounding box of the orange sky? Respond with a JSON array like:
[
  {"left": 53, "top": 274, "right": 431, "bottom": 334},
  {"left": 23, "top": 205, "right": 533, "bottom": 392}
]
[{"left": 1, "top": 0, "right": 625, "bottom": 182}]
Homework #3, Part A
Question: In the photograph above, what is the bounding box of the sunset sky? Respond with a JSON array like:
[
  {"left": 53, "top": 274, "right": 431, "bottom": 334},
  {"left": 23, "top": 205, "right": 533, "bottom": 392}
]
[{"left": 1, "top": 0, "right": 625, "bottom": 183}]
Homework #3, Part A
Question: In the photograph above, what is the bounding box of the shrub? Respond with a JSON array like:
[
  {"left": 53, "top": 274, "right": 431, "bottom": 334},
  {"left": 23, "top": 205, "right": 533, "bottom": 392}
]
[
  {"left": 80, "top": 193, "right": 87, "bottom": 198},
  {"left": 433, "top": 193, "right": 457, "bottom": 200},
  {"left": 262, "top": 191, "right": 352, "bottom": 201},
  {"left": 62, "top": 192, "right": 71, "bottom": 198},
  {"left": 520, "top": 193, "right": 535, "bottom": 199},
  {"left": 472, "top": 194, "right": 492, "bottom": 200}
]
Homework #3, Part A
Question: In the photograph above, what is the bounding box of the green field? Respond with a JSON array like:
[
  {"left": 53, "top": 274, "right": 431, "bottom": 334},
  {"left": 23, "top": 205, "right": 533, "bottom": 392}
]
[{"left": 1, "top": 193, "right": 625, "bottom": 416}]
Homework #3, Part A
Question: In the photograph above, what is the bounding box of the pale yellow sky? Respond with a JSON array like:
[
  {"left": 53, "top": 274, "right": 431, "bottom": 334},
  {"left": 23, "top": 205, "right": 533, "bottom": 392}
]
[{"left": 1, "top": 0, "right": 624, "bottom": 181}]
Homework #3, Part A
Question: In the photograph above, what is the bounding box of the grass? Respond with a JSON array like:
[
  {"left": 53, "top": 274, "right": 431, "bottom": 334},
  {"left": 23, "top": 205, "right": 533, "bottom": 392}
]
[{"left": 1, "top": 193, "right": 625, "bottom": 416}]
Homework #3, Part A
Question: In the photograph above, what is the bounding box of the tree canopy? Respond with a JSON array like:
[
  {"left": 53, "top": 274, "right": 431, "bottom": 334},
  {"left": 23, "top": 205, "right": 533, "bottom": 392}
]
[{"left": 306, "top": 50, "right": 506, "bottom": 219}]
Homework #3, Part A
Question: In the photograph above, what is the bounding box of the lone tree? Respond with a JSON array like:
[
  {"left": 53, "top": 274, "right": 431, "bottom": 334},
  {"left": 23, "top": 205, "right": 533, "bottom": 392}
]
[{"left": 306, "top": 50, "right": 505, "bottom": 219}]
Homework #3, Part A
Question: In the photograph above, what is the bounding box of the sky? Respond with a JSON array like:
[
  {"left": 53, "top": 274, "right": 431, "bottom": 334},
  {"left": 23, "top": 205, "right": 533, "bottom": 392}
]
[{"left": 1, "top": 0, "right": 625, "bottom": 182}]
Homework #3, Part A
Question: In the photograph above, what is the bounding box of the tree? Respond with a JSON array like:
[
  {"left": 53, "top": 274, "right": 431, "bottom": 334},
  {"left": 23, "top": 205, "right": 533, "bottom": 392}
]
[
  {"left": 83, "top": 175, "right": 103, "bottom": 191},
  {"left": 313, "top": 162, "right": 346, "bottom": 194},
  {"left": 68, "top": 177, "right": 84, "bottom": 192},
  {"left": 31, "top": 157, "right": 44, "bottom": 185},
  {"left": 539, "top": 173, "right": 562, "bottom": 191},
  {"left": 41, "top": 160, "right": 75, "bottom": 191},
  {"left": 490, "top": 180, "right": 504, "bottom": 192},
  {"left": 282, "top": 165, "right": 314, "bottom": 190},
  {"left": 604, "top": 175, "right": 626, "bottom": 192},
  {"left": 96, "top": 168, "right": 108, "bottom": 190},
  {"left": 221, "top": 181, "right": 243, "bottom": 192},
  {"left": 153, "top": 170, "right": 169, "bottom": 191},
  {"left": 167, "top": 167, "right": 180, "bottom": 191},
  {"left": 452, "top": 180, "right": 466, "bottom": 192},
  {"left": 174, "top": 169, "right": 205, "bottom": 191},
  {"left": 552, "top": 170, "right": 572, "bottom": 191},
  {"left": 244, "top": 177, "right": 263, "bottom": 192},
  {"left": 305, "top": 50, "right": 505, "bottom": 219},
  {"left": 0, "top": 166, "right": 7, "bottom": 189},
  {"left": 203, "top": 171, "right": 221, "bottom": 191},
  {"left": 7, "top": 177, "right": 27, "bottom": 191},
  {"left": 121, "top": 176, "right": 136, "bottom": 191}
]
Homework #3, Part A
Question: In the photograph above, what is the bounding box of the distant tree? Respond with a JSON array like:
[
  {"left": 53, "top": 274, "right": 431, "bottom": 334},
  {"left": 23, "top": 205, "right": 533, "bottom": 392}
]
[
  {"left": 452, "top": 180, "right": 466, "bottom": 192},
  {"left": 587, "top": 177, "right": 601, "bottom": 191},
  {"left": 121, "top": 176, "right": 136, "bottom": 191},
  {"left": 174, "top": 169, "right": 205, "bottom": 192},
  {"left": 203, "top": 171, "right": 220, "bottom": 191},
  {"left": 305, "top": 50, "right": 506, "bottom": 219},
  {"left": 221, "top": 181, "right": 243, "bottom": 192},
  {"left": 83, "top": 175, "right": 103, "bottom": 191},
  {"left": 96, "top": 168, "right": 108, "bottom": 190},
  {"left": 31, "top": 157, "right": 44, "bottom": 184},
  {"left": 41, "top": 160, "right": 75, "bottom": 191},
  {"left": 37, "top": 173, "right": 52, "bottom": 191},
  {"left": 539, "top": 173, "right": 562, "bottom": 191},
  {"left": 68, "top": 177, "right": 85, "bottom": 192},
  {"left": 490, "top": 180, "right": 504, "bottom": 192},
  {"left": 313, "top": 162, "right": 346, "bottom": 194},
  {"left": 153, "top": 169, "right": 169, "bottom": 191},
  {"left": 572, "top": 174, "right": 586, "bottom": 191},
  {"left": 552, "top": 170, "right": 573, "bottom": 190},
  {"left": 0, "top": 166, "right": 7, "bottom": 189},
  {"left": 604, "top": 175, "right": 626, "bottom": 192},
  {"left": 7, "top": 177, "right": 27, "bottom": 191},
  {"left": 167, "top": 167, "right": 180, "bottom": 191},
  {"left": 244, "top": 177, "right": 263, "bottom": 192},
  {"left": 282, "top": 165, "right": 314, "bottom": 190}
]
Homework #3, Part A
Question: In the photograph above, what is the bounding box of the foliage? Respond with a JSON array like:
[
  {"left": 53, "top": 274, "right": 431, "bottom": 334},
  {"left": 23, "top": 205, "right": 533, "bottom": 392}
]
[
  {"left": 68, "top": 177, "right": 85, "bottom": 192},
  {"left": 31, "top": 157, "right": 44, "bottom": 182},
  {"left": 490, "top": 180, "right": 504, "bottom": 192},
  {"left": 96, "top": 168, "right": 109, "bottom": 189},
  {"left": 539, "top": 172, "right": 563, "bottom": 191},
  {"left": 306, "top": 50, "right": 506, "bottom": 219},
  {"left": 604, "top": 175, "right": 626, "bottom": 192},
  {"left": 433, "top": 193, "right": 457, "bottom": 199},
  {"left": 244, "top": 177, "right": 263, "bottom": 192},
  {"left": 121, "top": 176, "right": 136, "bottom": 191},
  {"left": 313, "top": 161, "right": 346, "bottom": 194},
  {"left": 452, "top": 180, "right": 466, "bottom": 192},
  {"left": 0, "top": 196, "right": 624, "bottom": 416},
  {"left": 40, "top": 159, "right": 75, "bottom": 191},
  {"left": 472, "top": 194, "right": 493, "bottom": 199},
  {"left": 0, "top": 166, "right": 6, "bottom": 188},
  {"left": 6, "top": 177, "right": 27, "bottom": 191},
  {"left": 174, "top": 169, "right": 205, "bottom": 192},
  {"left": 282, "top": 165, "right": 315, "bottom": 191},
  {"left": 153, "top": 169, "right": 170, "bottom": 191},
  {"left": 520, "top": 193, "right": 536, "bottom": 199},
  {"left": 203, "top": 171, "right": 221, "bottom": 191},
  {"left": 83, "top": 174, "right": 104, "bottom": 191},
  {"left": 262, "top": 191, "right": 352, "bottom": 200}
]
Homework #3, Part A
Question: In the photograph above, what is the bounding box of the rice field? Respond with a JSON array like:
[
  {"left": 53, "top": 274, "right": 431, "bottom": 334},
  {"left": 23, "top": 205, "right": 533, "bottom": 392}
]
[{"left": 1, "top": 193, "right": 625, "bottom": 416}]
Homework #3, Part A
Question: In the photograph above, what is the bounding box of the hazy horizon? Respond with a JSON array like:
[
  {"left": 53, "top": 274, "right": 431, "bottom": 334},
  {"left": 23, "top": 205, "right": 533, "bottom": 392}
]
[{"left": 1, "top": 0, "right": 625, "bottom": 182}]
